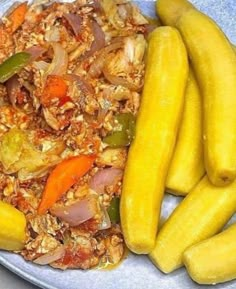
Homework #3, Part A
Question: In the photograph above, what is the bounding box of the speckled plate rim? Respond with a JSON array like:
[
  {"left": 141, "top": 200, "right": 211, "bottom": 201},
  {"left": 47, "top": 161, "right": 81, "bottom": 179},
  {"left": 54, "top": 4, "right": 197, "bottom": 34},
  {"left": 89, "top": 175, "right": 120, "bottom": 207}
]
[
  {"left": 0, "top": 0, "right": 236, "bottom": 289},
  {"left": 0, "top": 256, "right": 55, "bottom": 289}
]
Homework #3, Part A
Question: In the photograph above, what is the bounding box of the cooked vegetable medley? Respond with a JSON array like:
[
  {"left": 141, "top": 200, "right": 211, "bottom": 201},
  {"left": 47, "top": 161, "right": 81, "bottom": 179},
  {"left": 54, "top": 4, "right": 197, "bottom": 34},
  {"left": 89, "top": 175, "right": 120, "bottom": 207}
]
[
  {"left": 0, "top": 0, "right": 151, "bottom": 269},
  {"left": 2, "top": 0, "right": 236, "bottom": 285}
]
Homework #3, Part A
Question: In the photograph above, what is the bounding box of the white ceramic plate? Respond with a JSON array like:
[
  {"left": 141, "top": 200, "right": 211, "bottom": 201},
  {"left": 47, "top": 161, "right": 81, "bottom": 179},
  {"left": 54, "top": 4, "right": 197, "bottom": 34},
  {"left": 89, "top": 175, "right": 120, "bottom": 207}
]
[{"left": 0, "top": 1, "right": 236, "bottom": 288}]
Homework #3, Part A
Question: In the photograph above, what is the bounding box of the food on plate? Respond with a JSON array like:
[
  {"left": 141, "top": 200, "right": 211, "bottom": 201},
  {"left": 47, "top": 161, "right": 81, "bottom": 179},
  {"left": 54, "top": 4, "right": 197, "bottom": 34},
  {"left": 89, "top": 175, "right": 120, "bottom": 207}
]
[
  {"left": 149, "top": 176, "right": 236, "bottom": 273},
  {"left": 0, "top": 0, "right": 151, "bottom": 269},
  {"left": 7, "top": 2, "right": 28, "bottom": 33},
  {"left": 156, "top": 0, "right": 194, "bottom": 26},
  {"left": 178, "top": 9, "right": 236, "bottom": 186},
  {"left": 158, "top": 0, "right": 236, "bottom": 186},
  {"left": 120, "top": 26, "right": 188, "bottom": 254},
  {"left": 0, "top": 52, "right": 31, "bottom": 83},
  {"left": 103, "top": 113, "right": 136, "bottom": 148},
  {"left": 38, "top": 155, "right": 96, "bottom": 214},
  {"left": 1, "top": 0, "right": 236, "bottom": 284},
  {"left": 183, "top": 224, "right": 236, "bottom": 285},
  {"left": 0, "top": 201, "right": 26, "bottom": 251},
  {"left": 166, "top": 69, "right": 204, "bottom": 196}
]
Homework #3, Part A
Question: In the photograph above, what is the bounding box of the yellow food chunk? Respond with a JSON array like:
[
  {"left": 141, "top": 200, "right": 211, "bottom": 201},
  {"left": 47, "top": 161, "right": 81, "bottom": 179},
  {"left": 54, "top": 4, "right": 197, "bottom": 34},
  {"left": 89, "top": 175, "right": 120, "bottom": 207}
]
[
  {"left": 149, "top": 176, "right": 236, "bottom": 273},
  {"left": 177, "top": 9, "right": 236, "bottom": 186},
  {"left": 156, "top": 0, "right": 236, "bottom": 186},
  {"left": 184, "top": 223, "right": 236, "bottom": 285},
  {"left": 120, "top": 26, "right": 188, "bottom": 254},
  {"left": 0, "top": 201, "right": 26, "bottom": 251},
  {"left": 166, "top": 69, "right": 204, "bottom": 196},
  {"left": 156, "top": 0, "right": 194, "bottom": 26}
]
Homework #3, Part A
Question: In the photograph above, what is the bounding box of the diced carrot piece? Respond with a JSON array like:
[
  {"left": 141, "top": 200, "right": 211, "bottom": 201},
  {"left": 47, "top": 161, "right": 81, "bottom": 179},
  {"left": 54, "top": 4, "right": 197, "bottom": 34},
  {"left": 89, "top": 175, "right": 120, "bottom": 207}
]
[
  {"left": 41, "top": 75, "right": 69, "bottom": 106},
  {"left": 38, "top": 155, "right": 96, "bottom": 214}
]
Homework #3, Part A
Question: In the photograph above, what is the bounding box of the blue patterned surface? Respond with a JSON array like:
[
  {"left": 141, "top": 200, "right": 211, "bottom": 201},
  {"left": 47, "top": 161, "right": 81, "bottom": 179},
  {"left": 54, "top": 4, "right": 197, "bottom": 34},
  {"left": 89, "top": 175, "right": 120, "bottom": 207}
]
[{"left": 0, "top": 1, "right": 236, "bottom": 289}]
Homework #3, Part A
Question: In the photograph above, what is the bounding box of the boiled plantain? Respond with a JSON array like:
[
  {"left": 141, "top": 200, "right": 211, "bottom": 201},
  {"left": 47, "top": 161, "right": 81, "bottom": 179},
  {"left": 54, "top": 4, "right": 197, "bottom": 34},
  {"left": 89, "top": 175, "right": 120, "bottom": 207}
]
[
  {"left": 157, "top": 0, "right": 236, "bottom": 186},
  {"left": 149, "top": 176, "right": 236, "bottom": 273},
  {"left": 184, "top": 223, "right": 236, "bottom": 285},
  {"left": 166, "top": 69, "right": 204, "bottom": 196},
  {"left": 120, "top": 27, "right": 188, "bottom": 254},
  {"left": 156, "top": 0, "right": 194, "bottom": 26},
  {"left": 0, "top": 201, "right": 26, "bottom": 251},
  {"left": 177, "top": 9, "right": 236, "bottom": 186}
]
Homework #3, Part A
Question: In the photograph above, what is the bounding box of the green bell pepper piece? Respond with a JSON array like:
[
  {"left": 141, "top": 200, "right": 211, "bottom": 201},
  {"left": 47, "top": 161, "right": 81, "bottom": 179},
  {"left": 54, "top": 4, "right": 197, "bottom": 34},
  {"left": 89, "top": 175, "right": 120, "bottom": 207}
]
[
  {"left": 107, "top": 197, "right": 120, "bottom": 224},
  {"left": 0, "top": 52, "right": 31, "bottom": 83},
  {"left": 103, "top": 113, "right": 136, "bottom": 148}
]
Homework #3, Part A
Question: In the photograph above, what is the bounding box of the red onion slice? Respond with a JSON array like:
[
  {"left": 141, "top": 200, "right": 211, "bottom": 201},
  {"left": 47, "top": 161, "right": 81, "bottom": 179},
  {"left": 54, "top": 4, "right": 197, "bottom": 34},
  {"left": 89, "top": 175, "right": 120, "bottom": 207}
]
[
  {"left": 82, "top": 20, "right": 105, "bottom": 59},
  {"left": 87, "top": 0, "right": 101, "bottom": 11},
  {"left": 44, "top": 43, "right": 68, "bottom": 77},
  {"left": 25, "top": 45, "right": 46, "bottom": 61},
  {"left": 50, "top": 196, "right": 98, "bottom": 227},
  {"left": 6, "top": 75, "right": 21, "bottom": 107},
  {"left": 64, "top": 13, "right": 82, "bottom": 36},
  {"left": 88, "top": 42, "right": 124, "bottom": 78},
  {"left": 103, "top": 67, "right": 143, "bottom": 91},
  {"left": 64, "top": 74, "right": 94, "bottom": 95},
  {"left": 89, "top": 168, "right": 123, "bottom": 194},
  {"left": 34, "top": 246, "right": 65, "bottom": 265}
]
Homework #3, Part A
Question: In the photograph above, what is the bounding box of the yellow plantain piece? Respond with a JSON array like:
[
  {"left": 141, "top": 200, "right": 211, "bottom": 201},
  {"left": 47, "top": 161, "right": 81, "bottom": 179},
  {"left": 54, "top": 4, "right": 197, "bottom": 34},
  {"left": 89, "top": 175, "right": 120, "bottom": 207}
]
[
  {"left": 0, "top": 201, "right": 26, "bottom": 251},
  {"left": 166, "top": 69, "right": 204, "bottom": 196},
  {"left": 184, "top": 223, "right": 236, "bottom": 285},
  {"left": 149, "top": 176, "right": 236, "bottom": 273},
  {"left": 156, "top": 0, "right": 236, "bottom": 54},
  {"left": 120, "top": 27, "right": 188, "bottom": 254},
  {"left": 176, "top": 9, "right": 236, "bottom": 186},
  {"left": 156, "top": 0, "right": 194, "bottom": 26}
]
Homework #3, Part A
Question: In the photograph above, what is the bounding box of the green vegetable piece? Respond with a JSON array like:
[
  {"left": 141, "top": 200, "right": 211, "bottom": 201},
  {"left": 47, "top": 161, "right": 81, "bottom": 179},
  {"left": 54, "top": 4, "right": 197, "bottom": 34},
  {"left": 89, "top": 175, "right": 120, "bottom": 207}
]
[
  {"left": 107, "top": 197, "right": 120, "bottom": 224},
  {"left": 0, "top": 127, "right": 26, "bottom": 170},
  {"left": 103, "top": 113, "right": 136, "bottom": 148},
  {"left": 0, "top": 127, "right": 50, "bottom": 177},
  {"left": 0, "top": 52, "right": 31, "bottom": 83}
]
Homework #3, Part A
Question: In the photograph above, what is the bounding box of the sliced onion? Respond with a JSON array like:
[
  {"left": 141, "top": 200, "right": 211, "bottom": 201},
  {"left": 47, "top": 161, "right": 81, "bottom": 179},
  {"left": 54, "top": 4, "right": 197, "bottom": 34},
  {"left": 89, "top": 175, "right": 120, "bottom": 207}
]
[
  {"left": 97, "top": 107, "right": 109, "bottom": 123},
  {"left": 45, "top": 27, "right": 60, "bottom": 42},
  {"left": 103, "top": 67, "right": 143, "bottom": 91},
  {"left": 88, "top": 57, "right": 104, "bottom": 78},
  {"left": 50, "top": 196, "right": 98, "bottom": 227},
  {"left": 65, "top": 74, "right": 94, "bottom": 95},
  {"left": 87, "top": 0, "right": 101, "bottom": 11},
  {"left": 104, "top": 41, "right": 124, "bottom": 54},
  {"left": 33, "top": 60, "right": 50, "bottom": 71},
  {"left": 6, "top": 75, "right": 21, "bottom": 107},
  {"left": 82, "top": 20, "right": 105, "bottom": 59},
  {"left": 34, "top": 246, "right": 65, "bottom": 265},
  {"left": 22, "top": 81, "right": 35, "bottom": 96},
  {"left": 99, "top": 206, "right": 111, "bottom": 230},
  {"left": 43, "top": 108, "right": 61, "bottom": 131},
  {"left": 118, "top": 4, "right": 132, "bottom": 21},
  {"left": 44, "top": 43, "right": 68, "bottom": 77},
  {"left": 64, "top": 13, "right": 82, "bottom": 36},
  {"left": 18, "top": 157, "right": 61, "bottom": 181},
  {"left": 89, "top": 168, "right": 123, "bottom": 194},
  {"left": 88, "top": 42, "right": 123, "bottom": 78},
  {"left": 25, "top": 45, "right": 46, "bottom": 61}
]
